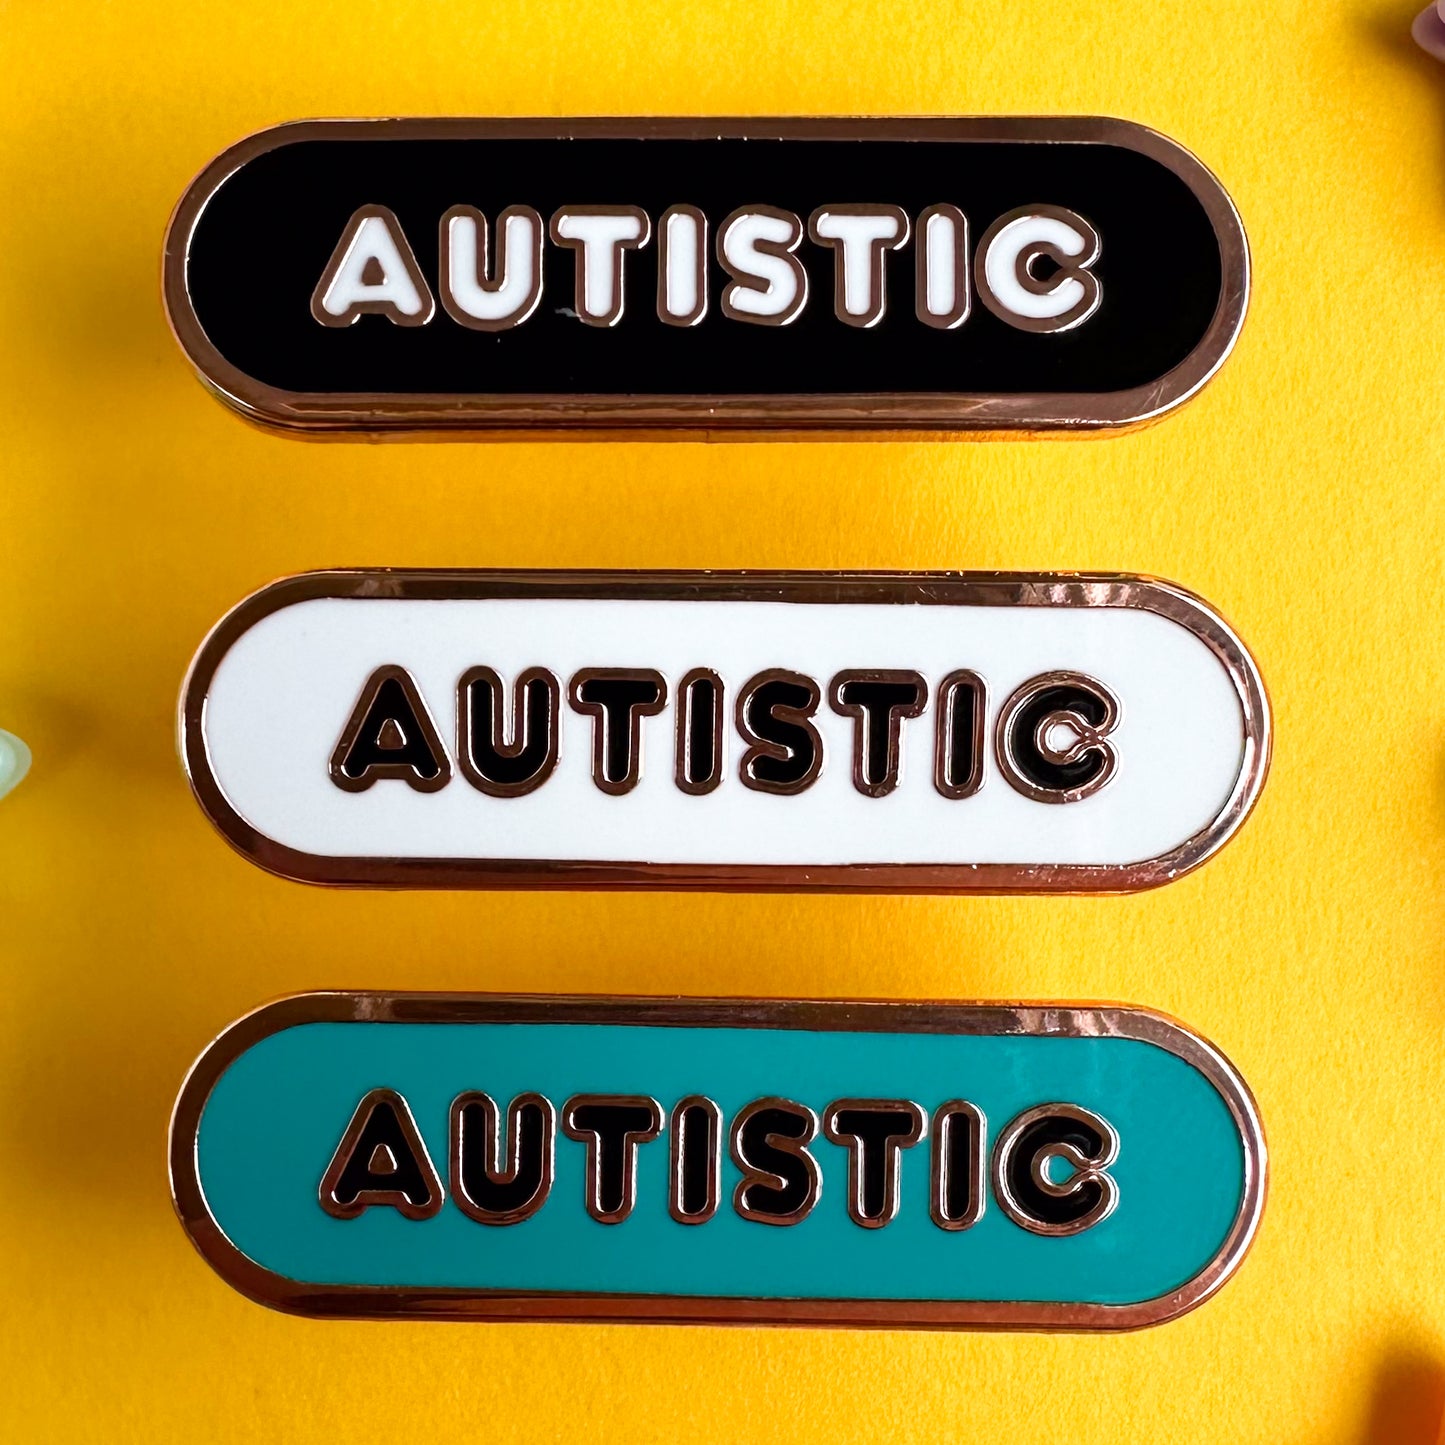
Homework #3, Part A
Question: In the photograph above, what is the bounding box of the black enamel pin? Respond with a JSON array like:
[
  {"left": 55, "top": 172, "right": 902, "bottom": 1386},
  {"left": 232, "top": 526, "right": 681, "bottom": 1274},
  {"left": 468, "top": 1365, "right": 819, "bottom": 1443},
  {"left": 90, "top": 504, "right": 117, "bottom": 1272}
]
[{"left": 163, "top": 117, "right": 1248, "bottom": 437}]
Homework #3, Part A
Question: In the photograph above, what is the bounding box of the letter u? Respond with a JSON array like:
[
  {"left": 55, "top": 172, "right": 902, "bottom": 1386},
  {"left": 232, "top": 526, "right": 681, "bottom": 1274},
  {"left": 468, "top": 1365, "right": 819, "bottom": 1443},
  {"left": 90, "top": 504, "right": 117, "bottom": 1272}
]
[{"left": 440, "top": 205, "right": 545, "bottom": 330}]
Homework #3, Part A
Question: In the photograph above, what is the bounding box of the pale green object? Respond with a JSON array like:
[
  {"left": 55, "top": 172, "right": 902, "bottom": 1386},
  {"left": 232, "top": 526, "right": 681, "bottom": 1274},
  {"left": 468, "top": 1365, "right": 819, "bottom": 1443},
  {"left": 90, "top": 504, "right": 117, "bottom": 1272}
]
[{"left": 0, "top": 729, "right": 30, "bottom": 801}]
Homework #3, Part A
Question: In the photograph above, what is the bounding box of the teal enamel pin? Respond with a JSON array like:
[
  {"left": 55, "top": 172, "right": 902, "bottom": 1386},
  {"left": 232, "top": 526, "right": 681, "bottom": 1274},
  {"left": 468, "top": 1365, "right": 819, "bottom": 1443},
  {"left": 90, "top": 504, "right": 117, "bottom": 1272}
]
[{"left": 170, "top": 992, "right": 1265, "bottom": 1329}]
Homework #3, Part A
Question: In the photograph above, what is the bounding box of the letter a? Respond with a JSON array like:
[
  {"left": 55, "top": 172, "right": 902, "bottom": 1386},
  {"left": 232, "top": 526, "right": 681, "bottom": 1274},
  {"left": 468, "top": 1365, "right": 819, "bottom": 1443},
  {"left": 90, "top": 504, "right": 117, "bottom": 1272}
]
[
  {"left": 329, "top": 665, "right": 452, "bottom": 793},
  {"left": 311, "top": 204, "right": 435, "bottom": 327},
  {"left": 319, "top": 1088, "right": 444, "bottom": 1220}
]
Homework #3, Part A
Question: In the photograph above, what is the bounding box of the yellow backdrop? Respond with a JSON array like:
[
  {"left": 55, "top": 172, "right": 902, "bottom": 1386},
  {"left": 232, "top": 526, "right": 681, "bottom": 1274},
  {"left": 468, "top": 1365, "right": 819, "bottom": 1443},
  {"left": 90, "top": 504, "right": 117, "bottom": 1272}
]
[{"left": 1, "top": 0, "right": 1442, "bottom": 1440}]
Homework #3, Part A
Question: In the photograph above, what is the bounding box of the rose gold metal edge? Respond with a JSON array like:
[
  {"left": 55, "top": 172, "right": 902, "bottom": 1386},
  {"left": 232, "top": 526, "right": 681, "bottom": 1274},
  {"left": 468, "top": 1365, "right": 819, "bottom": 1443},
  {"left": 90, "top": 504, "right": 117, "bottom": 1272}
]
[
  {"left": 177, "top": 568, "right": 1270, "bottom": 894},
  {"left": 168, "top": 990, "right": 1266, "bottom": 1330},
  {"left": 161, "top": 116, "right": 1248, "bottom": 438},
  {"left": 174, "top": 566, "right": 1271, "bottom": 890}
]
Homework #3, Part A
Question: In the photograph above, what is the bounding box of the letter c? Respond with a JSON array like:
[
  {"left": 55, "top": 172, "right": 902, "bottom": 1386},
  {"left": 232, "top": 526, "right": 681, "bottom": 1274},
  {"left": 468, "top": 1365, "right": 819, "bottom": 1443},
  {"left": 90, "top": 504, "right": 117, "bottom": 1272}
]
[{"left": 976, "top": 205, "right": 1102, "bottom": 333}]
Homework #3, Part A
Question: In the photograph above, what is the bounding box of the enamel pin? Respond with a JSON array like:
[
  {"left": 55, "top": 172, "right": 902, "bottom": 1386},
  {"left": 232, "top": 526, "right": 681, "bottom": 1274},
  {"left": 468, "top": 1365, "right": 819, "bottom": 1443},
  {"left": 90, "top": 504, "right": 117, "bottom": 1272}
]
[
  {"left": 163, "top": 117, "right": 1247, "bottom": 437},
  {"left": 180, "top": 569, "right": 1270, "bottom": 893},
  {"left": 170, "top": 992, "right": 1265, "bottom": 1328}
]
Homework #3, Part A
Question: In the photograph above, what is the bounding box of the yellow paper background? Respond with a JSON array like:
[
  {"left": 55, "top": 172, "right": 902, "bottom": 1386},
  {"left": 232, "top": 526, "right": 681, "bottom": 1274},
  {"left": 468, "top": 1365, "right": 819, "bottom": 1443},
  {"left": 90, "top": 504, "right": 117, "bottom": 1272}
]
[{"left": 2, "top": 0, "right": 1443, "bottom": 1438}]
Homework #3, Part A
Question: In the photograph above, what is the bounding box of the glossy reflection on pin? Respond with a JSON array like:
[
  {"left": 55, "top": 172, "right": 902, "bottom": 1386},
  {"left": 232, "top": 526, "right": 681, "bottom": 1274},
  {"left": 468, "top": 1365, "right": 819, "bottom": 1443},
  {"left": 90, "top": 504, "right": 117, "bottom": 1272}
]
[
  {"left": 179, "top": 569, "right": 1271, "bottom": 894},
  {"left": 170, "top": 992, "right": 1267, "bottom": 1329}
]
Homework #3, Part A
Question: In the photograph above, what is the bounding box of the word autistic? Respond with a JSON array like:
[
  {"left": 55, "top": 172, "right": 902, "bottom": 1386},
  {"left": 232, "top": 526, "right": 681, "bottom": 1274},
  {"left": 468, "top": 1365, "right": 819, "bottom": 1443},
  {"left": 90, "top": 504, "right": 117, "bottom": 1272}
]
[
  {"left": 320, "top": 1088, "right": 1120, "bottom": 1237},
  {"left": 329, "top": 665, "right": 1122, "bottom": 805},
  {"left": 311, "top": 203, "right": 1103, "bottom": 334}
]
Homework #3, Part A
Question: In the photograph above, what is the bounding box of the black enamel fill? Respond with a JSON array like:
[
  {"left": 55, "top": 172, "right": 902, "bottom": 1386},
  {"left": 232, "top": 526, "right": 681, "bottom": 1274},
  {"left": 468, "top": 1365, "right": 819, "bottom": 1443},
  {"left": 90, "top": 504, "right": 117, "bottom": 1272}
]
[
  {"left": 940, "top": 677, "right": 982, "bottom": 793},
  {"left": 569, "top": 1101, "right": 657, "bottom": 1215},
  {"left": 463, "top": 674, "right": 554, "bottom": 787},
  {"left": 831, "top": 1106, "right": 917, "bottom": 1220},
  {"left": 736, "top": 1106, "right": 814, "bottom": 1217},
  {"left": 837, "top": 679, "right": 923, "bottom": 786},
  {"left": 339, "top": 676, "right": 443, "bottom": 781},
  {"left": 331, "top": 1101, "right": 435, "bottom": 1208},
  {"left": 576, "top": 676, "right": 662, "bottom": 784},
  {"left": 743, "top": 679, "right": 818, "bottom": 788},
  {"left": 1005, "top": 1113, "right": 1109, "bottom": 1229},
  {"left": 186, "top": 136, "right": 1223, "bottom": 397},
  {"left": 1007, "top": 683, "right": 1111, "bottom": 793},
  {"left": 684, "top": 677, "right": 718, "bottom": 786},
  {"left": 676, "top": 1103, "right": 716, "bottom": 1217},
  {"left": 455, "top": 1098, "right": 549, "bottom": 1215},
  {"left": 938, "top": 1109, "right": 982, "bottom": 1224}
]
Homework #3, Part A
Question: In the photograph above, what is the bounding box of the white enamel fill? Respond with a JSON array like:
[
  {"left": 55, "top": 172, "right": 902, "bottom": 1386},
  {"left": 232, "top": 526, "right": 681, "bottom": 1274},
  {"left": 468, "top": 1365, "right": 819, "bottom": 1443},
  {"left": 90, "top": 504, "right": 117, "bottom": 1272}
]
[
  {"left": 446, "top": 211, "right": 538, "bottom": 323},
  {"left": 318, "top": 214, "right": 427, "bottom": 318},
  {"left": 925, "top": 211, "right": 959, "bottom": 318},
  {"left": 983, "top": 213, "right": 1092, "bottom": 321},
  {"left": 200, "top": 596, "right": 1250, "bottom": 869},
  {"left": 553, "top": 211, "right": 645, "bottom": 320},
  {"left": 664, "top": 211, "right": 702, "bottom": 319},
  {"left": 720, "top": 212, "right": 803, "bottom": 319},
  {"left": 812, "top": 211, "right": 902, "bottom": 317}
]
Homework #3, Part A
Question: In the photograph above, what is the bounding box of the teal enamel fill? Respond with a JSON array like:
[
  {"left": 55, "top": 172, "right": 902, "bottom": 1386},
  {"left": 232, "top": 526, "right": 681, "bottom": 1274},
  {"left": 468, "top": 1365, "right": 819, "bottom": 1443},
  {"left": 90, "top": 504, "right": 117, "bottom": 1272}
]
[{"left": 195, "top": 1021, "right": 1245, "bottom": 1305}]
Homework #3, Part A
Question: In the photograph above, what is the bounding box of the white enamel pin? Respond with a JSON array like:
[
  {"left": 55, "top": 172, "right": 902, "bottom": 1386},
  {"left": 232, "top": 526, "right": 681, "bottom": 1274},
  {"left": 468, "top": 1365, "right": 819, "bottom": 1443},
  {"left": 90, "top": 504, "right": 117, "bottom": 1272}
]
[{"left": 178, "top": 569, "right": 1270, "bottom": 893}]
